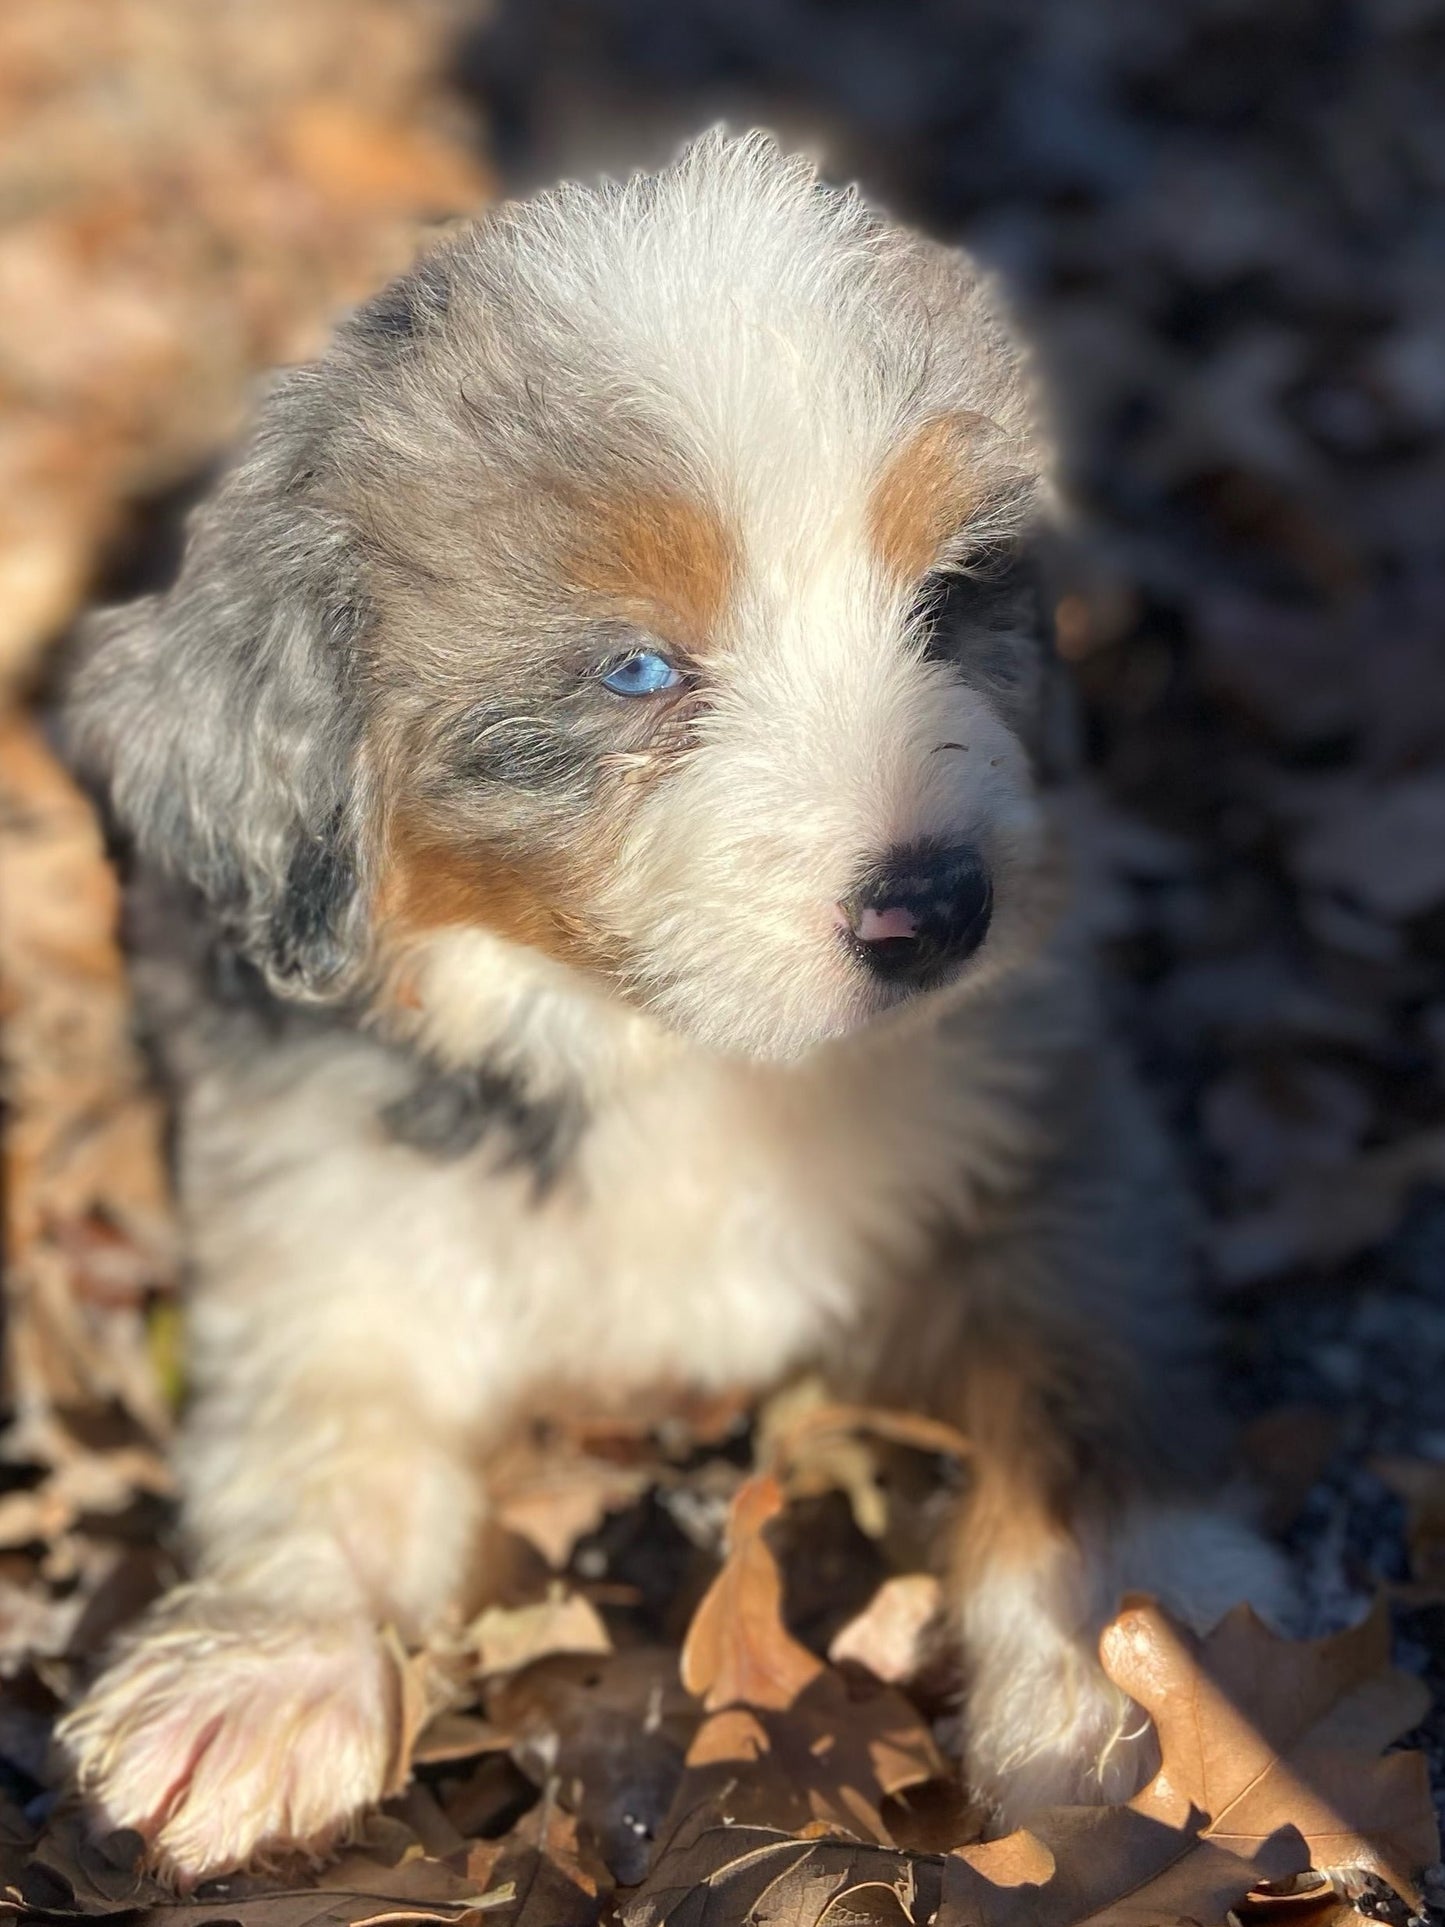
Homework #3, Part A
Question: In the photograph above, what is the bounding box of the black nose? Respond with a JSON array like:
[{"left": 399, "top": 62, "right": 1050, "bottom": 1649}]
[{"left": 840, "top": 842, "right": 993, "bottom": 990}]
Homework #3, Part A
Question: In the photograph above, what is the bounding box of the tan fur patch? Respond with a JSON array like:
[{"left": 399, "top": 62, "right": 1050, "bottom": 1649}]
[
  {"left": 949, "top": 1351, "right": 1081, "bottom": 1574},
  {"left": 856, "top": 1252, "right": 1143, "bottom": 1573},
  {"left": 377, "top": 815, "right": 608, "bottom": 973},
  {"left": 867, "top": 413, "right": 986, "bottom": 583},
  {"left": 568, "top": 489, "right": 736, "bottom": 643}
]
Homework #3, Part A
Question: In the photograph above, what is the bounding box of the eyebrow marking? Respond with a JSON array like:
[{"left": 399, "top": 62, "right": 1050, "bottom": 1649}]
[
  {"left": 566, "top": 488, "right": 737, "bottom": 644},
  {"left": 867, "top": 412, "right": 990, "bottom": 583}
]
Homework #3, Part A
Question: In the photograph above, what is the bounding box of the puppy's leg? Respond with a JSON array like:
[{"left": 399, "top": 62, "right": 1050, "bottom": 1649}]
[
  {"left": 949, "top": 1341, "right": 1289, "bottom": 1824},
  {"left": 56, "top": 1371, "right": 485, "bottom": 1883},
  {"left": 942, "top": 1304, "right": 1293, "bottom": 1827}
]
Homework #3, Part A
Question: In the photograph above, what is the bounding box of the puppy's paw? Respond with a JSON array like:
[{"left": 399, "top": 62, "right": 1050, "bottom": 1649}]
[
  {"left": 963, "top": 1642, "right": 1158, "bottom": 1830},
  {"left": 960, "top": 1505, "right": 1294, "bottom": 1831},
  {"left": 55, "top": 1596, "right": 400, "bottom": 1886}
]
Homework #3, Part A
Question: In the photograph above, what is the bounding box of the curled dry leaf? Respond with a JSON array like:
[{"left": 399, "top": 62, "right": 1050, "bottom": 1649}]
[
  {"left": 757, "top": 1380, "right": 970, "bottom": 1541},
  {"left": 680, "top": 1475, "right": 817, "bottom": 1714},
  {"left": 476, "top": 1790, "right": 613, "bottom": 1927},
  {"left": 619, "top": 1816, "right": 946, "bottom": 1927},
  {"left": 385, "top": 1636, "right": 471, "bottom": 1800},
  {"left": 491, "top": 1458, "right": 655, "bottom": 1572},
  {"left": 486, "top": 1389, "right": 749, "bottom": 1570}
]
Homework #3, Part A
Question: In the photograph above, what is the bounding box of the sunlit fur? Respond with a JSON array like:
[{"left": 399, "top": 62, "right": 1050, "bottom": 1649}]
[{"left": 57, "top": 131, "right": 1291, "bottom": 1884}]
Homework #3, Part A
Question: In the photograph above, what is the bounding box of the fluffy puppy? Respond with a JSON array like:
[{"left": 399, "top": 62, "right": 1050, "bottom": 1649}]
[{"left": 57, "top": 131, "right": 1290, "bottom": 1882}]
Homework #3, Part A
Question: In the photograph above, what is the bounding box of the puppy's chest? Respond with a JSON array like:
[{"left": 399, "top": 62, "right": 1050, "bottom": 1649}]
[
  {"left": 423, "top": 1045, "right": 1021, "bottom": 1395},
  {"left": 188, "top": 1017, "right": 1044, "bottom": 1408}
]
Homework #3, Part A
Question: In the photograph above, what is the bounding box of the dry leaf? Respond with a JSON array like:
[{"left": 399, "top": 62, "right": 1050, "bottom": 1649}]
[
  {"left": 1293, "top": 774, "right": 1445, "bottom": 921},
  {"left": 619, "top": 1816, "right": 945, "bottom": 1927},
  {"left": 625, "top": 1474, "right": 948, "bottom": 1921},
  {"left": 410, "top": 1714, "right": 514, "bottom": 1769},
  {"left": 680, "top": 1475, "right": 818, "bottom": 1714},
  {"left": 1210, "top": 1129, "right": 1445, "bottom": 1287},
  {"left": 468, "top": 1588, "right": 612, "bottom": 1680},
  {"left": 490, "top": 1456, "right": 655, "bottom": 1571},
  {"left": 487, "top": 1648, "right": 698, "bottom": 1884},
  {"left": 0, "top": 0, "right": 490, "bottom": 691},
  {"left": 676, "top": 1474, "right": 947, "bottom": 1835},
  {"left": 385, "top": 1637, "right": 467, "bottom": 1800},
  {"left": 828, "top": 1577, "right": 944, "bottom": 1689},
  {"left": 1242, "top": 1408, "right": 1343, "bottom": 1533},
  {"left": 0, "top": 718, "right": 175, "bottom": 1436},
  {"left": 941, "top": 1805, "right": 1266, "bottom": 1927},
  {"left": 477, "top": 1791, "right": 612, "bottom": 1926},
  {"left": 758, "top": 1381, "right": 970, "bottom": 1541},
  {"left": 939, "top": 1596, "right": 1438, "bottom": 1926}
]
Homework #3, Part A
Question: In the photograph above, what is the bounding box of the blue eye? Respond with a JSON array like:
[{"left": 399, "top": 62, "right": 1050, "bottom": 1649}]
[{"left": 601, "top": 650, "right": 682, "bottom": 697}]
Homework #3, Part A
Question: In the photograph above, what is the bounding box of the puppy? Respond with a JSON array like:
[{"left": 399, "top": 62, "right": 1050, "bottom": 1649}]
[{"left": 57, "top": 131, "right": 1290, "bottom": 1882}]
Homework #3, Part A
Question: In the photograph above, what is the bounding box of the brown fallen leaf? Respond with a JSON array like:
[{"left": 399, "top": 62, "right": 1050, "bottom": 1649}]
[
  {"left": 0, "top": 717, "right": 175, "bottom": 1440},
  {"left": 490, "top": 1453, "right": 656, "bottom": 1572},
  {"left": 487, "top": 1648, "right": 699, "bottom": 1885},
  {"left": 410, "top": 1714, "right": 514, "bottom": 1769},
  {"left": 478, "top": 1789, "right": 612, "bottom": 1927},
  {"left": 1234, "top": 1870, "right": 1360, "bottom": 1926},
  {"left": 678, "top": 1471, "right": 945, "bottom": 1828},
  {"left": 1292, "top": 773, "right": 1445, "bottom": 921},
  {"left": 618, "top": 1815, "right": 945, "bottom": 1927},
  {"left": 680, "top": 1474, "right": 817, "bottom": 1714},
  {"left": 0, "top": 0, "right": 491, "bottom": 694},
  {"left": 467, "top": 1588, "right": 612, "bottom": 1681},
  {"left": 1210, "top": 1128, "right": 1445, "bottom": 1288},
  {"left": 386, "top": 1637, "right": 468, "bottom": 1800},
  {"left": 623, "top": 1473, "right": 949, "bottom": 1921},
  {"left": 3, "top": 1804, "right": 504, "bottom": 1924},
  {"left": 941, "top": 1806, "right": 1270, "bottom": 1927},
  {"left": 485, "top": 1390, "right": 748, "bottom": 1571},
  {"left": 1242, "top": 1407, "right": 1343, "bottom": 1533},
  {"left": 939, "top": 1595, "right": 1438, "bottom": 1926},
  {"left": 828, "top": 1576, "right": 944, "bottom": 1690}
]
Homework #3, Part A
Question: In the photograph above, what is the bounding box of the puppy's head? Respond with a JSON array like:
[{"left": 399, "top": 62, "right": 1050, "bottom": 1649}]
[{"left": 69, "top": 132, "right": 1064, "bottom": 1064}]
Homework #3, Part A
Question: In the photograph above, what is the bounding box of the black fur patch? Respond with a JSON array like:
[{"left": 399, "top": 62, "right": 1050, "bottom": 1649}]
[
  {"left": 919, "top": 557, "right": 1047, "bottom": 676},
  {"left": 381, "top": 1059, "right": 586, "bottom": 1194},
  {"left": 267, "top": 808, "right": 358, "bottom": 990}
]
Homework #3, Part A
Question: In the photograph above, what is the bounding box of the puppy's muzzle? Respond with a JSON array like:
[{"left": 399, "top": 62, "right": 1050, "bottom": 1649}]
[{"left": 839, "top": 841, "right": 993, "bottom": 992}]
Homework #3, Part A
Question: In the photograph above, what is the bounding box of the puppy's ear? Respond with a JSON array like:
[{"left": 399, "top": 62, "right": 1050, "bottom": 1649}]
[{"left": 67, "top": 372, "right": 375, "bottom": 1000}]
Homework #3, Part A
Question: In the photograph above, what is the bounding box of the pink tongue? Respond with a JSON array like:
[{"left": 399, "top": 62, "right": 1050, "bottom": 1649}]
[{"left": 856, "top": 904, "right": 918, "bottom": 942}]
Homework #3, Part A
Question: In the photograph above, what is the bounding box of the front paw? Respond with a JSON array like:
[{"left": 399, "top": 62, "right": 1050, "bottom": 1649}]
[
  {"left": 54, "top": 1592, "right": 401, "bottom": 1886},
  {"left": 958, "top": 1506, "right": 1294, "bottom": 1830},
  {"left": 963, "top": 1643, "right": 1158, "bottom": 1830}
]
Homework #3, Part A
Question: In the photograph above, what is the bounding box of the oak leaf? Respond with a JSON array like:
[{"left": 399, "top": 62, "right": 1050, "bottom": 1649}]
[{"left": 939, "top": 1595, "right": 1437, "bottom": 1926}]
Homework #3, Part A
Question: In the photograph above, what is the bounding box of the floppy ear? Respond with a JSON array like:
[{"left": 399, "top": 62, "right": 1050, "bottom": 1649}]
[{"left": 66, "top": 371, "right": 375, "bottom": 1000}]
